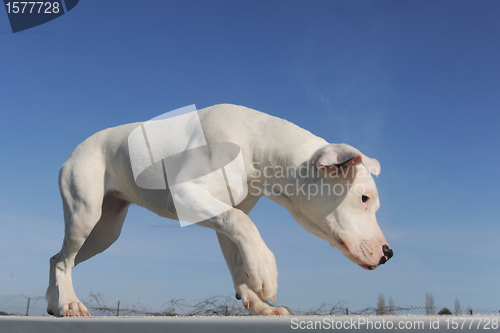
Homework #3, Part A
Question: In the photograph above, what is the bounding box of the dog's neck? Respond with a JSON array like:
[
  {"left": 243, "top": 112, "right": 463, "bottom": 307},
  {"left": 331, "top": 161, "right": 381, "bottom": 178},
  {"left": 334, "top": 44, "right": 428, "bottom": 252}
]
[
  {"left": 254, "top": 115, "right": 327, "bottom": 168},
  {"left": 248, "top": 116, "right": 327, "bottom": 206}
]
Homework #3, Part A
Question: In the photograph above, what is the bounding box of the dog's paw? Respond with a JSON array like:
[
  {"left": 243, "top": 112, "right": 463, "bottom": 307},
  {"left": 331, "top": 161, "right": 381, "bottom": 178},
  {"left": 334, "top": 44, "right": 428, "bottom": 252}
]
[
  {"left": 62, "top": 302, "right": 91, "bottom": 317},
  {"left": 250, "top": 305, "right": 292, "bottom": 316},
  {"left": 48, "top": 302, "right": 91, "bottom": 317},
  {"left": 255, "top": 306, "right": 292, "bottom": 316},
  {"left": 242, "top": 245, "right": 278, "bottom": 302},
  {"left": 236, "top": 283, "right": 291, "bottom": 316},
  {"left": 243, "top": 298, "right": 292, "bottom": 316}
]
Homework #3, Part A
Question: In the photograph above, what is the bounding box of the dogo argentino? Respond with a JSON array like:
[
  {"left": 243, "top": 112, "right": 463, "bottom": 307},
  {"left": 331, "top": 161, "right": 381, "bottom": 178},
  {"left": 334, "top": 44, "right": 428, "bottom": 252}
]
[{"left": 46, "top": 104, "right": 393, "bottom": 317}]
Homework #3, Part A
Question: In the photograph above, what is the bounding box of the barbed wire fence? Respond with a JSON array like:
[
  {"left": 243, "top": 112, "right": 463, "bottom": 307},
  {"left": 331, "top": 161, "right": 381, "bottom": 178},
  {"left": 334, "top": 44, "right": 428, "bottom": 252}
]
[
  {"left": 0, "top": 295, "right": 47, "bottom": 316},
  {"left": 0, "top": 294, "right": 498, "bottom": 317}
]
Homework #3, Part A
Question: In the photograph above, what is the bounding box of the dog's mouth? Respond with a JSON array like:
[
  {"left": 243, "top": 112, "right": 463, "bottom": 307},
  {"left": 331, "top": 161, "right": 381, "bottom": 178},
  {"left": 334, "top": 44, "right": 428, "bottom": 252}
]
[
  {"left": 358, "top": 264, "right": 377, "bottom": 270},
  {"left": 334, "top": 237, "right": 390, "bottom": 271}
]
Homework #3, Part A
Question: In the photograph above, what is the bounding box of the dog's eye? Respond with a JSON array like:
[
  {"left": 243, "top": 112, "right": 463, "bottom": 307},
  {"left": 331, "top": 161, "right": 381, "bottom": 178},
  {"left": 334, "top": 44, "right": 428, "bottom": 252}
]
[{"left": 361, "top": 195, "right": 369, "bottom": 203}]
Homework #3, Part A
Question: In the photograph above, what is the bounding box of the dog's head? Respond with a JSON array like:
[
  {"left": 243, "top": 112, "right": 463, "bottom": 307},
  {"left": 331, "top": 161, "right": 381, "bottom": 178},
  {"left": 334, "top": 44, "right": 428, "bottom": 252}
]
[{"left": 292, "top": 143, "right": 393, "bottom": 270}]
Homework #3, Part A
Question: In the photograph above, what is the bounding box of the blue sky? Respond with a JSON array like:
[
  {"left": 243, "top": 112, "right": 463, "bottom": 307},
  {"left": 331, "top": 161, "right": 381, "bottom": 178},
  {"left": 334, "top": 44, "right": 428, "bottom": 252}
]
[{"left": 0, "top": 0, "right": 499, "bottom": 314}]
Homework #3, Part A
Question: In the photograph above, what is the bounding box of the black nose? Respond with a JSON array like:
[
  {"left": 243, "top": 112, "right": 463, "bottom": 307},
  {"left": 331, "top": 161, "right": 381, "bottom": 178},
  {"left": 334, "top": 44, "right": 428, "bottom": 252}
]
[
  {"left": 383, "top": 244, "right": 393, "bottom": 259},
  {"left": 378, "top": 244, "right": 393, "bottom": 265}
]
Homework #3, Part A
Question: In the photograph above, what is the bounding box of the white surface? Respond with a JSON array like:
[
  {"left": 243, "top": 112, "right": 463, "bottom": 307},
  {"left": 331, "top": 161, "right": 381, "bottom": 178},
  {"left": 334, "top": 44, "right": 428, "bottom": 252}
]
[{"left": 1, "top": 315, "right": 498, "bottom": 333}]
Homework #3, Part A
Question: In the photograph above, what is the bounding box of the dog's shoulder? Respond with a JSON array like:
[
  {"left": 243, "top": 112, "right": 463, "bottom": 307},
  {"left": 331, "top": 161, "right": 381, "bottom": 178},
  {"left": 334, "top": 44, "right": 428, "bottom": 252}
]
[{"left": 198, "top": 103, "right": 269, "bottom": 122}]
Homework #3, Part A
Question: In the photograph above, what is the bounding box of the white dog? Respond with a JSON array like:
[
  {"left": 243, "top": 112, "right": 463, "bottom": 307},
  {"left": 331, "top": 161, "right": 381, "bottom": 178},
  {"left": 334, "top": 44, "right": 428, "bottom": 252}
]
[{"left": 46, "top": 104, "right": 393, "bottom": 317}]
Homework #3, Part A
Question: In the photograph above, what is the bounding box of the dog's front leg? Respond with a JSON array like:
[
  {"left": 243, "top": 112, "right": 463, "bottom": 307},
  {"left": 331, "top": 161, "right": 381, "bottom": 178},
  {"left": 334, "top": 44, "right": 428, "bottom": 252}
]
[
  {"left": 172, "top": 185, "right": 283, "bottom": 311},
  {"left": 202, "top": 208, "right": 278, "bottom": 302},
  {"left": 217, "top": 231, "right": 291, "bottom": 315}
]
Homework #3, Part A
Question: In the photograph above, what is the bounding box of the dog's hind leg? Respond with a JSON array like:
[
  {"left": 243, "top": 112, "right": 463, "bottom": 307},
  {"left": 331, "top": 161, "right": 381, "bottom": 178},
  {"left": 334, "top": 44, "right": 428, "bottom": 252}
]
[
  {"left": 74, "top": 194, "right": 129, "bottom": 266},
  {"left": 46, "top": 156, "right": 113, "bottom": 317}
]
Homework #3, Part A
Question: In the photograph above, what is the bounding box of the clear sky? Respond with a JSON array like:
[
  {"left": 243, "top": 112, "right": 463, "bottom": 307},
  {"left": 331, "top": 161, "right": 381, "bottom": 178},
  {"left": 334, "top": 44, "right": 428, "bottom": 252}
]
[{"left": 0, "top": 0, "right": 499, "bottom": 314}]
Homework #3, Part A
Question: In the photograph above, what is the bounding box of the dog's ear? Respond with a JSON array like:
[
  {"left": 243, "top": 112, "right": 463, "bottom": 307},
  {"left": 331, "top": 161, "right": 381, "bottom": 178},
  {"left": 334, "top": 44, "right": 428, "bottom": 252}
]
[{"left": 313, "top": 144, "right": 380, "bottom": 176}]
